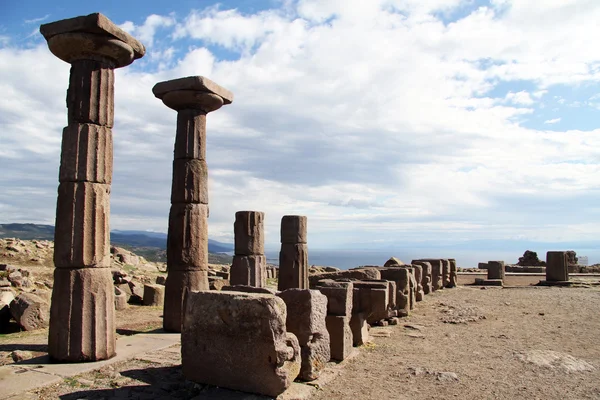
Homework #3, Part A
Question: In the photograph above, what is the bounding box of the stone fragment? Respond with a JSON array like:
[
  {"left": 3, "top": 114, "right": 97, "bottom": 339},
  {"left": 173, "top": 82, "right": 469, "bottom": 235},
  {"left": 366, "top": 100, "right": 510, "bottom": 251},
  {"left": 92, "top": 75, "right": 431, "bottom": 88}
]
[
  {"left": 379, "top": 268, "right": 410, "bottom": 317},
  {"left": 478, "top": 262, "right": 488, "bottom": 269},
  {"left": 326, "top": 315, "right": 353, "bottom": 361},
  {"left": 448, "top": 258, "right": 458, "bottom": 288},
  {"left": 281, "top": 215, "right": 307, "bottom": 244},
  {"left": 349, "top": 312, "right": 370, "bottom": 346},
  {"left": 413, "top": 259, "right": 443, "bottom": 291},
  {"left": 441, "top": 259, "right": 451, "bottom": 288},
  {"left": 353, "top": 284, "right": 389, "bottom": 324},
  {"left": 59, "top": 124, "right": 113, "bottom": 183},
  {"left": 155, "top": 276, "right": 166, "bottom": 285},
  {"left": 1, "top": 290, "right": 16, "bottom": 328},
  {"left": 11, "top": 350, "right": 34, "bottom": 362},
  {"left": 53, "top": 182, "right": 110, "bottom": 268},
  {"left": 230, "top": 255, "right": 266, "bottom": 288},
  {"left": 143, "top": 284, "right": 165, "bottom": 307},
  {"left": 234, "top": 211, "right": 265, "bottom": 256},
  {"left": 170, "top": 159, "right": 208, "bottom": 204},
  {"left": 487, "top": 261, "right": 505, "bottom": 280},
  {"left": 278, "top": 289, "right": 330, "bottom": 381},
  {"left": 308, "top": 268, "right": 381, "bottom": 288},
  {"left": 114, "top": 286, "right": 128, "bottom": 310},
  {"left": 413, "top": 264, "right": 425, "bottom": 301},
  {"left": 10, "top": 293, "right": 49, "bottom": 331},
  {"left": 209, "top": 277, "right": 230, "bottom": 291},
  {"left": 278, "top": 243, "right": 309, "bottom": 291},
  {"left": 316, "top": 283, "right": 353, "bottom": 316},
  {"left": 383, "top": 257, "right": 404, "bottom": 268},
  {"left": 163, "top": 270, "right": 209, "bottom": 332},
  {"left": 48, "top": 268, "right": 115, "bottom": 361},
  {"left": 182, "top": 291, "right": 300, "bottom": 397},
  {"left": 408, "top": 268, "right": 417, "bottom": 310},
  {"left": 546, "top": 251, "right": 569, "bottom": 282},
  {"left": 221, "top": 285, "right": 276, "bottom": 295},
  {"left": 166, "top": 203, "right": 209, "bottom": 270}
]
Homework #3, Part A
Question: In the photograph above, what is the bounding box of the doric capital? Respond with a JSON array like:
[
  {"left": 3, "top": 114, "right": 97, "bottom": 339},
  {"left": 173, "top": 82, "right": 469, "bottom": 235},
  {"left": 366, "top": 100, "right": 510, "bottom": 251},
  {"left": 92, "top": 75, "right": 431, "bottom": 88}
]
[
  {"left": 40, "top": 13, "right": 145, "bottom": 68},
  {"left": 153, "top": 76, "right": 234, "bottom": 113}
]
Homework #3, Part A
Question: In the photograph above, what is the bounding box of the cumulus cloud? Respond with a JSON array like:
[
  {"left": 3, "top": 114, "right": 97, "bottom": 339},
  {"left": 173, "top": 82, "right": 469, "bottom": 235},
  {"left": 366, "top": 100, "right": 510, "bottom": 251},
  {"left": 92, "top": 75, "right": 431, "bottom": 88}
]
[{"left": 2, "top": 0, "right": 600, "bottom": 253}]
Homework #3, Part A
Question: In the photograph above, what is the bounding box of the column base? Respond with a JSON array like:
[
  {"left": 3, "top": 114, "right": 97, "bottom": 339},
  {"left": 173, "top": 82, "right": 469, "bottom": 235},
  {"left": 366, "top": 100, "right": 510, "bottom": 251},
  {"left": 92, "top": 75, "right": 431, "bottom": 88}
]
[{"left": 163, "top": 269, "right": 209, "bottom": 332}]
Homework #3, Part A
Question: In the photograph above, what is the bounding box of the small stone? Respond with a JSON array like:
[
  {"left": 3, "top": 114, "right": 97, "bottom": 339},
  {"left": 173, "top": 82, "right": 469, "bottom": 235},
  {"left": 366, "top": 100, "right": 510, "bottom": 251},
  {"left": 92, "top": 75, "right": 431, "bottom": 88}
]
[
  {"left": 404, "top": 323, "right": 426, "bottom": 331},
  {"left": 11, "top": 350, "right": 34, "bottom": 362},
  {"left": 370, "top": 329, "right": 391, "bottom": 338},
  {"left": 436, "top": 372, "right": 459, "bottom": 382}
]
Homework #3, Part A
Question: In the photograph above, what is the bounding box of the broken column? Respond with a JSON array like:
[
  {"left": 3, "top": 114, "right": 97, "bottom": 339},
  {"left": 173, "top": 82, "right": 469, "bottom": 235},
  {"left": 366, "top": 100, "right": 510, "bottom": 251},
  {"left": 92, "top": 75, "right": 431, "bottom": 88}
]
[
  {"left": 441, "top": 259, "right": 451, "bottom": 288},
  {"left": 315, "top": 280, "right": 354, "bottom": 361},
  {"left": 230, "top": 211, "right": 266, "bottom": 287},
  {"left": 413, "top": 259, "right": 443, "bottom": 291},
  {"left": 487, "top": 261, "right": 505, "bottom": 280},
  {"left": 447, "top": 258, "right": 458, "bottom": 288},
  {"left": 413, "top": 264, "right": 425, "bottom": 301},
  {"left": 278, "top": 289, "right": 330, "bottom": 381},
  {"left": 418, "top": 261, "right": 432, "bottom": 295},
  {"left": 153, "top": 76, "right": 233, "bottom": 332},
  {"left": 40, "top": 13, "right": 145, "bottom": 361},
  {"left": 546, "top": 252, "right": 569, "bottom": 282},
  {"left": 278, "top": 215, "right": 308, "bottom": 291},
  {"left": 182, "top": 291, "right": 301, "bottom": 397}
]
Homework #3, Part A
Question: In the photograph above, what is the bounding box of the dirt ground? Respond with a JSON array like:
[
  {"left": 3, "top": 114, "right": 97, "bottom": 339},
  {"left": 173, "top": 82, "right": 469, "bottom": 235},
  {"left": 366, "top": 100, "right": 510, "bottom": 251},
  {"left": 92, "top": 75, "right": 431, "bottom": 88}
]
[{"left": 3, "top": 284, "right": 599, "bottom": 399}]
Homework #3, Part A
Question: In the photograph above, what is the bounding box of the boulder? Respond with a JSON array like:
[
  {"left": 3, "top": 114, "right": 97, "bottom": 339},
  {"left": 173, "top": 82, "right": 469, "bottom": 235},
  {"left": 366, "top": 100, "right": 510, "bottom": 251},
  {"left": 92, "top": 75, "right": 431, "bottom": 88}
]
[
  {"left": 143, "top": 284, "right": 165, "bottom": 306},
  {"left": 278, "top": 289, "right": 330, "bottom": 381},
  {"left": 10, "top": 293, "right": 49, "bottom": 331},
  {"left": 182, "top": 291, "right": 301, "bottom": 397},
  {"left": 114, "top": 286, "right": 128, "bottom": 310},
  {"left": 1, "top": 289, "right": 15, "bottom": 329},
  {"left": 383, "top": 257, "right": 404, "bottom": 268}
]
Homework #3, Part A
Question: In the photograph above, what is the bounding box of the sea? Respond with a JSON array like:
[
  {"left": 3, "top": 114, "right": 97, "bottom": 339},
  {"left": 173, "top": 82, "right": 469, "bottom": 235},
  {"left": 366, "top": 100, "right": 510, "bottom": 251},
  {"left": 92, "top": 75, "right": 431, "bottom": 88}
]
[{"left": 263, "top": 248, "right": 600, "bottom": 270}]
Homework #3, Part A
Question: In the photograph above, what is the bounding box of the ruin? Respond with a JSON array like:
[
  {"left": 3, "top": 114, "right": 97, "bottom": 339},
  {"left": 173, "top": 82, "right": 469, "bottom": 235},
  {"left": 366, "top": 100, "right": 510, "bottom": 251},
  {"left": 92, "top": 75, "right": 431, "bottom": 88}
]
[
  {"left": 152, "top": 76, "right": 233, "bottom": 332},
  {"left": 315, "top": 280, "right": 354, "bottom": 361},
  {"left": 413, "top": 264, "right": 425, "bottom": 301},
  {"left": 448, "top": 258, "right": 458, "bottom": 288},
  {"left": 182, "top": 291, "right": 301, "bottom": 397},
  {"left": 278, "top": 215, "right": 309, "bottom": 290},
  {"left": 441, "top": 259, "right": 451, "bottom": 288},
  {"left": 40, "top": 13, "right": 145, "bottom": 361},
  {"left": 546, "top": 251, "right": 569, "bottom": 282},
  {"left": 413, "top": 259, "right": 443, "bottom": 291},
  {"left": 487, "top": 261, "right": 505, "bottom": 280},
  {"left": 230, "top": 211, "right": 266, "bottom": 287}
]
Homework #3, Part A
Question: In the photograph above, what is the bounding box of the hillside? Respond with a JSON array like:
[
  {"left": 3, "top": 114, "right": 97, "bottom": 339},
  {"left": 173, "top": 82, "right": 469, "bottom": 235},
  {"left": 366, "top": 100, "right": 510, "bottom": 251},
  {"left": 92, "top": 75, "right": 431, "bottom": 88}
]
[{"left": 0, "top": 223, "right": 233, "bottom": 264}]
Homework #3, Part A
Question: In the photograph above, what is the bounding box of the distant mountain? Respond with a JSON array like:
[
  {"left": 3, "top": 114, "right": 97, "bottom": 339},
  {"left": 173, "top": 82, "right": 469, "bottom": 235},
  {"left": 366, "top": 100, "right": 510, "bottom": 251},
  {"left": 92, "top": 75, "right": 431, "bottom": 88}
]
[{"left": 0, "top": 223, "right": 234, "bottom": 254}]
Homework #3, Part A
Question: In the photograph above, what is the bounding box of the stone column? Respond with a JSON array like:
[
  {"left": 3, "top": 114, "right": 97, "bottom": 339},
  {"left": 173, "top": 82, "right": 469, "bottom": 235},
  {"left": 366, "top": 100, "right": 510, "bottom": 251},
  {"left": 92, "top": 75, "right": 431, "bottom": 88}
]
[
  {"left": 40, "top": 13, "right": 145, "bottom": 362},
  {"left": 152, "top": 76, "right": 233, "bottom": 332},
  {"left": 447, "top": 258, "right": 458, "bottom": 288},
  {"left": 546, "top": 251, "right": 569, "bottom": 282},
  {"left": 230, "top": 211, "right": 266, "bottom": 287},
  {"left": 487, "top": 261, "right": 505, "bottom": 280},
  {"left": 278, "top": 215, "right": 308, "bottom": 291}
]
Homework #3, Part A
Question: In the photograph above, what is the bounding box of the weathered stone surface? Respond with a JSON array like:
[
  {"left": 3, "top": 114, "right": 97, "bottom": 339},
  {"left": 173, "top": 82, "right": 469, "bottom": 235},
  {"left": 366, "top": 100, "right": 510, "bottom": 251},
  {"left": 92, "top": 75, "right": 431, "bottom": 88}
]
[
  {"left": 40, "top": 13, "right": 145, "bottom": 60},
  {"left": 383, "top": 257, "right": 404, "bottom": 268},
  {"left": 350, "top": 312, "right": 369, "bottom": 346},
  {"left": 326, "top": 315, "right": 353, "bottom": 361},
  {"left": 413, "top": 259, "right": 443, "bottom": 291},
  {"left": 478, "top": 262, "right": 488, "bottom": 269},
  {"left": 182, "top": 291, "right": 300, "bottom": 397},
  {"left": 59, "top": 124, "right": 113, "bottom": 183},
  {"left": 316, "top": 283, "right": 353, "bottom": 316},
  {"left": 156, "top": 276, "right": 167, "bottom": 285},
  {"left": 153, "top": 81, "right": 231, "bottom": 113},
  {"left": 48, "top": 267, "right": 115, "bottom": 361},
  {"left": 166, "top": 203, "right": 208, "bottom": 271},
  {"left": 163, "top": 270, "right": 208, "bottom": 332},
  {"left": 234, "top": 211, "right": 264, "bottom": 256},
  {"left": 308, "top": 268, "right": 381, "bottom": 288},
  {"left": 546, "top": 252, "right": 569, "bottom": 282},
  {"left": 174, "top": 110, "right": 207, "bottom": 160},
  {"left": 54, "top": 182, "right": 110, "bottom": 268},
  {"left": 230, "top": 255, "right": 266, "bottom": 288},
  {"left": 153, "top": 76, "right": 234, "bottom": 106},
  {"left": 281, "top": 215, "right": 307, "bottom": 244},
  {"left": 278, "top": 243, "right": 309, "bottom": 291},
  {"left": 441, "top": 259, "right": 451, "bottom": 288},
  {"left": 353, "top": 285, "right": 389, "bottom": 324},
  {"left": 48, "top": 33, "right": 135, "bottom": 70},
  {"left": 0, "top": 290, "right": 15, "bottom": 328},
  {"left": 170, "top": 159, "right": 208, "bottom": 204},
  {"left": 208, "top": 277, "right": 229, "bottom": 291},
  {"left": 448, "top": 258, "right": 458, "bottom": 288},
  {"left": 408, "top": 268, "right": 417, "bottom": 310},
  {"left": 277, "top": 289, "right": 330, "bottom": 381},
  {"left": 143, "top": 284, "right": 165, "bottom": 307},
  {"left": 114, "top": 286, "right": 127, "bottom": 310},
  {"left": 9, "top": 293, "right": 49, "bottom": 331},
  {"left": 379, "top": 268, "right": 410, "bottom": 317},
  {"left": 413, "top": 264, "right": 425, "bottom": 301},
  {"left": 419, "top": 261, "right": 432, "bottom": 295},
  {"left": 221, "top": 285, "right": 276, "bottom": 295},
  {"left": 487, "top": 261, "right": 505, "bottom": 280},
  {"left": 66, "top": 61, "right": 115, "bottom": 126}
]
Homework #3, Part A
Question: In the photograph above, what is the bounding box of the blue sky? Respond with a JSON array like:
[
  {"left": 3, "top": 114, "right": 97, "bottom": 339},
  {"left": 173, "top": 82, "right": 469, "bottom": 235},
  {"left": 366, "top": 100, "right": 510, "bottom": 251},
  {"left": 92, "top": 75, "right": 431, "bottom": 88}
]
[{"left": 1, "top": 0, "right": 599, "bottom": 266}]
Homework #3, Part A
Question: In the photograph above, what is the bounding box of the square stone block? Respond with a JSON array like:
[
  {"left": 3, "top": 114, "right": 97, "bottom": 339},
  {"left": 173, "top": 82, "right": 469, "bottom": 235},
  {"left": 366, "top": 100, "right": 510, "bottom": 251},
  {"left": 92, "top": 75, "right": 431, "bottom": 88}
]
[
  {"left": 59, "top": 123, "right": 113, "bottom": 183},
  {"left": 326, "top": 315, "right": 353, "bottom": 361},
  {"left": 167, "top": 203, "right": 208, "bottom": 270},
  {"left": 546, "top": 251, "right": 569, "bottom": 282},
  {"left": 316, "top": 283, "right": 353, "bottom": 316}
]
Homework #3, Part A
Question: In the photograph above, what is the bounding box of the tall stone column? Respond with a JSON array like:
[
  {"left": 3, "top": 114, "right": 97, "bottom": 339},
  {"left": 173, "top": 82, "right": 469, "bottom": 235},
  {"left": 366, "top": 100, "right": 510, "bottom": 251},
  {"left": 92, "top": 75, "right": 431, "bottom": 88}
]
[
  {"left": 152, "top": 76, "right": 233, "bottom": 332},
  {"left": 278, "top": 216, "right": 308, "bottom": 291},
  {"left": 231, "top": 211, "right": 266, "bottom": 287},
  {"left": 40, "top": 13, "right": 145, "bottom": 362}
]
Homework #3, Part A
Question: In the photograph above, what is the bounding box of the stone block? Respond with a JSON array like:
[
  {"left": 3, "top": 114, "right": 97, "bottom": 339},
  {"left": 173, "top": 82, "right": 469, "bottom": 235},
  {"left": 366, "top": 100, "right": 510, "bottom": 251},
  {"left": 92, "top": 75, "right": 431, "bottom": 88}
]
[
  {"left": 182, "top": 291, "right": 300, "bottom": 397},
  {"left": 281, "top": 215, "right": 307, "bottom": 244},
  {"left": 278, "top": 243, "right": 308, "bottom": 291},
  {"left": 353, "top": 286, "right": 389, "bottom": 324},
  {"left": 277, "top": 289, "right": 330, "bottom": 381},
  {"left": 40, "top": 13, "right": 145, "bottom": 60},
  {"left": 546, "top": 251, "right": 569, "bottom": 282},
  {"left": 163, "top": 269, "right": 209, "bottom": 333},
  {"left": 114, "top": 286, "right": 127, "bottom": 310},
  {"left": 414, "top": 259, "right": 443, "bottom": 291},
  {"left": 326, "top": 315, "right": 353, "bottom": 361},
  {"left": 0, "top": 290, "right": 15, "bottom": 328},
  {"left": 383, "top": 257, "right": 404, "bottom": 268},
  {"left": 156, "top": 276, "right": 166, "bottom": 285},
  {"left": 48, "top": 267, "right": 115, "bottom": 361},
  {"left": 234, "top": 211, "right": 264, "bottom": 256},
  {"left": 174, "top": 109, "right": 207, "bottom": 160},
  {"left": 208, "top": 277, "right": 229, "bottom": 291},
  {"left": 221, "top": 285, "right": 276, "bottom": 295},
  {"left": 316, "top": 283, "right": 353, "bottom": 316},
  {"left": 478, "top": 262, "right": 488, "bottom": 269},
  {"left": 59, "top": 123, "right": 113, "bottom": 183},
  {"left": 308, "top": 267, "right": 381, "bottom": 288},
  {"left": 408, "top": 268, "right": 417, "bottom": 310},
  {"left": 230, "top": 255, "right": 266, "bottom": 288},
  {"left": 441, "top": 259, "right": 451, "bottom": 288},
  {"left": 170, "top": 159, "right": 208, "bottom": 204},
  {"left": 413, "top": 264, "right": 425, "bottom": 301},
  {"left": 143, "top": 284, "right": 165, "bottom": 307},
  {"left": 379, "top": 268, "right": 410, "bottom": 316},
  {"left": 67, "top": 60, "right": 115, "bottom": 126},
  {"left": 167, "top": 203, "right": 208, "bottom": 270},
  {"left": 54, "top": 182, "right": 110, "bottom": 268},
  {"left": 349, "top": 312, "right": 369, "bottom": 346},
  {"left": 487, "top": 261, "right": 505, "bottom": 280},
  {"left": 9, "top": 293, "right": 49, "bottom": 331}
]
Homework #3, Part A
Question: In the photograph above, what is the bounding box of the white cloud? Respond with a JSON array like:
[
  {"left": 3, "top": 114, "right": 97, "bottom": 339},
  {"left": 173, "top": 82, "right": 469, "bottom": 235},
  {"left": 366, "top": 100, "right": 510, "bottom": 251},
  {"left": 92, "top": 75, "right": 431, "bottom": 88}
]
[
  {"left": 24, "top": 14, "right": 50, "bottom": 24},
  {"left": 544, "top": 118, "right": 561, "bottom": 124},
  {"left": 2, "top": 1, "right": 600, "bottom": 256}
]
